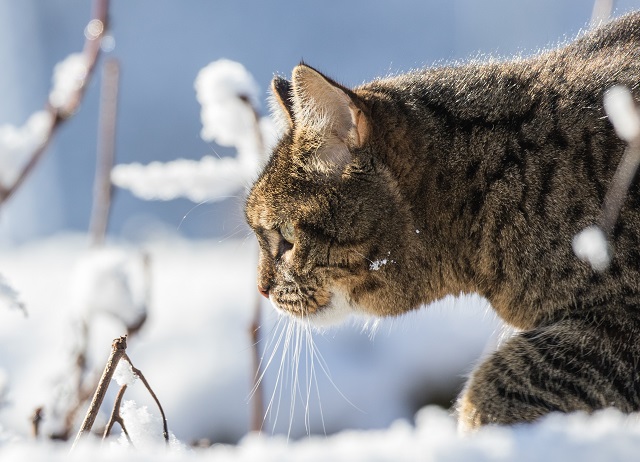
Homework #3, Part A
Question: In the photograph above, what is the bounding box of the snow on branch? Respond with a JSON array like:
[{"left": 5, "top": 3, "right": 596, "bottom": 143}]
[
  {"left": 111, "top": 59, "right": 278, "bottom": 203},
  {"left": 0, "top": 0, "right": 110, "bottom": 206},
  {"left": 573, "top": 85, "right": 640, "bottom": 271},
  {"left": 0, "top": 111, "right": 53, "bottom": 190}
]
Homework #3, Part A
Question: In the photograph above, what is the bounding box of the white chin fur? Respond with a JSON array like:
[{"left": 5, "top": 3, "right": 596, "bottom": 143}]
[{"left": 269, "top": 289, "right": 356, "bottom": 328}]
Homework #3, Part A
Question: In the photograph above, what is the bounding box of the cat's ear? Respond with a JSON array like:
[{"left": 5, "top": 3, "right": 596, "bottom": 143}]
[
  {"left": 290, "top": 64, "right": 368, "bottom": 149},
  {"left": 270, "top": 76, "right": 294, "bottom": 129}
]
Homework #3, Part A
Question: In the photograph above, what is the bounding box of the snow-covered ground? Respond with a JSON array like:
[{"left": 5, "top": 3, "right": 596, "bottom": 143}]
[
  {"left": 0, "top": 233, "right": 499, "bottom": 442},
  {"left": 1, "top": 235, "right": 640, "bottom": 460},
  {"left": 4, "top": 405, "right": 640, "bottom": 461}
]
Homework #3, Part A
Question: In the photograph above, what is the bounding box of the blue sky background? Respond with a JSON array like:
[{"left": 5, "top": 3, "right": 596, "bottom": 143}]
[{"left": 2, "top": 0, "right": 640, "bottom": 243}]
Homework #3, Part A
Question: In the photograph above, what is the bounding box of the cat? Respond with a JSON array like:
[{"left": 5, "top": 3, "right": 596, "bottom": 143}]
[{"left": 245, "top": 12, "right": 640, "bottom": 430}]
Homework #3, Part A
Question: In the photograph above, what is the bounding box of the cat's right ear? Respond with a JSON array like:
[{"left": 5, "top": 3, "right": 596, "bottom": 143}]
[{"left": 270, "top": 76, "right": 294, "bottom": 130}]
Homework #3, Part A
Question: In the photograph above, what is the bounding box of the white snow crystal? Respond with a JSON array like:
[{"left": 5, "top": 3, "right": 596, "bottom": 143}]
[
  {"left": 118, "top": 400, "right": 183, "bottom": 451},
  {"left": 603, "top": 85, "right": 640, "bottom": 142},
  {"left": 113, "top": 359, "right": 137, "bottom": 387},
  {"left": 572, "top": 225, "right": 611, "bottom": 271},
  {"left": 49, "top": 52, "right": 89, "bottom": 110},
  {"left": 0, "top": 274, "right": 24, "bottom": 313},
  {"left": 0, "top": 111, "right": 53, "bottom": 189},
  {"left": 369, "top": 259, "right": 388, "bottom": 271}
]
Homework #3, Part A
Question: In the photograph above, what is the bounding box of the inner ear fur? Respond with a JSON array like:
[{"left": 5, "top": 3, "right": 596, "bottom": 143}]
[
  {"left": 290, "top": 63, "right": 368, "bottom": 149},
  {"left": 270, "top": 76, "right": 294, "bottom": 128}
]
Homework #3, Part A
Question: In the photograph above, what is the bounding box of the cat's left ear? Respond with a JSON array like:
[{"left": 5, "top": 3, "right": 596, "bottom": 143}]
[{"left": 291, "top": 64, "right": 368, "bottom": 149}]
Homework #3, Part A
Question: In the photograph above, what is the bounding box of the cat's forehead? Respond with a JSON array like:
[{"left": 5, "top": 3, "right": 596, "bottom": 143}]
[{"left": 246, "top": 162, "right": 323, "bottom": 229}]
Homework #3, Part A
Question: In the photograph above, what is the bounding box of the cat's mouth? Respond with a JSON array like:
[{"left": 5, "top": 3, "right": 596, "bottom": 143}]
[{"left": 269, "top": 289, "right": 355, "bottom": 327}]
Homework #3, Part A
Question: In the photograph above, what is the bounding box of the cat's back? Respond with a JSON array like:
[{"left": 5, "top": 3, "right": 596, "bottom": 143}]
[{"left": 358, "top": 12, "right": 640, "bottom": 123}]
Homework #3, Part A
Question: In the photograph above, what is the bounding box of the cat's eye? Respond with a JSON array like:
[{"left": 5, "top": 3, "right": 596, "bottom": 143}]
[{"left": 280, "top": 221, "right": 296, "bottom": 244}]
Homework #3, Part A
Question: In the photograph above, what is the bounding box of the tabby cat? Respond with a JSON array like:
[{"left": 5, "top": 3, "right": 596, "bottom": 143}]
[{"left": 245, "top": 13, "right": 640, "bottom": 430}]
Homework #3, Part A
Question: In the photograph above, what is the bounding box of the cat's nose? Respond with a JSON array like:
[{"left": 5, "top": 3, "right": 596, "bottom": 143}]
[{"left": 258, "top": 284, "right": 270, "bottom": 298}]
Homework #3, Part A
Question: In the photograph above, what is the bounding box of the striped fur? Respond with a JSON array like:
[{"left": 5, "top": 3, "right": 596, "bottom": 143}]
[{"left": 245, "top": 12, "right": 640, "bottom": 428}]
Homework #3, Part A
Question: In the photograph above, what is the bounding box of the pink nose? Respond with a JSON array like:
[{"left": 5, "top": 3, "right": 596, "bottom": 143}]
[{"left": 258, "top": 285, "right": 270, "bottom": 298}]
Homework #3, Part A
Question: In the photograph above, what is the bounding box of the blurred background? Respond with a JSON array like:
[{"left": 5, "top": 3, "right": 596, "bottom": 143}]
[
  {"left": 2, "top": 0, "right": 640, "bottom": 446},
  {"left": 2, "top": 0, "right": 640, "bottom": 244}
]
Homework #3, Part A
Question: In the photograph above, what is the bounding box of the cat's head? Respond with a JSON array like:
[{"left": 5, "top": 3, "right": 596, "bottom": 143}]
[{"left": 245, "top": 64, "right": 422, "bottom": 326}]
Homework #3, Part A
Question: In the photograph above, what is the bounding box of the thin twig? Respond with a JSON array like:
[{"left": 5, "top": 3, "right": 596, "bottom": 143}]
[
  {"left": 102, "top": 384, "right": 132, "bottom": 445},
  {"left": 239, "top": 94, "right": 265, "bottom": 158},
  {"left": 90, "top": 57, "right": 120, "bottom": 246},
  {"left": 71, "top": 335, "right": 127, "bottom": 451},
  {"left": 0, "top": 0, "right": 110, "bottom": 206},
  {"left": 249, "top": 295, "right": 264, "bottom": 433},
  {"left": 240, "top": 94, "right": 266, "bottom": 433},
  {"left": 600, "top": 141, "right": 640, "bottom": 234},
  {"left": 31, "top": 407, "right": 44, "bottom": 439},
  {"left": 123, "top": 353, "right": 169, "bottom": 444}
]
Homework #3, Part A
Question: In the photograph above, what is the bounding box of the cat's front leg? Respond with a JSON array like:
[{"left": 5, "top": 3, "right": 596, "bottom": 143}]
[{"left": 456, "top": 317, "right": 640, "bottom": 431}]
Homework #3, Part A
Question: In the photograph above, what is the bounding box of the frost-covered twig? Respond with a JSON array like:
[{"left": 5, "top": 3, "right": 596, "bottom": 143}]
[
  {"left": 0, "top": 0, "right": 110, "bottom": 206},
  {"left": 573, "top": 85, "right": 640, "bottom": 271},
  {"left": 90, "top": 57, "right": 120, "bottom": 246},
  {"left": 123, "top": 353, "right": 169, "bottom": 444},
  {"left": 71, "top": 335, "right": 127, "bottom": 451}
]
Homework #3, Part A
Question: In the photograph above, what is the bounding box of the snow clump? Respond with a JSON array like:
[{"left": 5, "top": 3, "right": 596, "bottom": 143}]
[{"left": 572, "top": 225, "right": 610, "bottom": 271}]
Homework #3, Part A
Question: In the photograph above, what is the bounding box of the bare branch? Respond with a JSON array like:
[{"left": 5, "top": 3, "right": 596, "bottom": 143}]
[
  {"left": 90, "top": 57, "right": 120, "bottom": 246},
  {"left": 574, "top": 85, "right": 640, "bottom": 271},
  {"left": 249, "top": 296, "right": 264, "bottom": 433},
  {"left": 31, "top": 407, "right": 44, "bottom": 439},
  {"left": 0, "top": 0, "right": 111, "bottom": 206},
  {"left": 123, "top": 354, "right": 169, "bottom": 444},
  {"left": 71, "top": 335, "right": 127, "bottom": 451},
  {"left": 600, "top": 142, "right": 640, "bottom": 234},
  {"left": 102, "top": 384, "right": 132, "bottom": 445}
]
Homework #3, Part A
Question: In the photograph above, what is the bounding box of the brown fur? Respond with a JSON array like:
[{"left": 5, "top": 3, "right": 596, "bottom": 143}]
[{"left": 245, "top": 13, "right": 640, "bottom": 428}]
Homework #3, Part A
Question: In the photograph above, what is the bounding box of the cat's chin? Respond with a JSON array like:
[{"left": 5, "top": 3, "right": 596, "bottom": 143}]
[{"left": 270, "top": 289, "right": 356, "bottom": 328}]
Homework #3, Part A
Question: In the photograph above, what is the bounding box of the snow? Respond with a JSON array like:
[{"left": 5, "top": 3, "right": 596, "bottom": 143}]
[
  {"left": 117, "top": 400, "right": 183, "bottom": 451},
  {"left": 111, "top": 59, "right": 279, "bottom": 203},
  {"left": 0, "top": 234, "right": 500, "bottom": 444},
  {"left": 603, "top": 85, "right": 640, "bottom": 143},
  {"left": 572, "top": 225, "right": 611, "bottom": 271},
  {"left": 111, "top": 155, "right": 256, "bottom": 203},
  {"left": 1, "top": 235, "right": 638, "bottom": 460},
  {"left": 195, "top": 59, "right": 261, "bottom": 150},
  {"left": 48, "top": 53, "right": 89, "bottom": 111},
  {"left": 369, "top": 259, "right": 388, "bottom": 271},
  {"left": 113, "top": 359, "right": 137, "bottom": 387},
  {"left": 0, "top": 110, "right": 53, "bottom": 189},
  {"left": 2, "top": 406, "right": 640, "bottom": 460}
]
